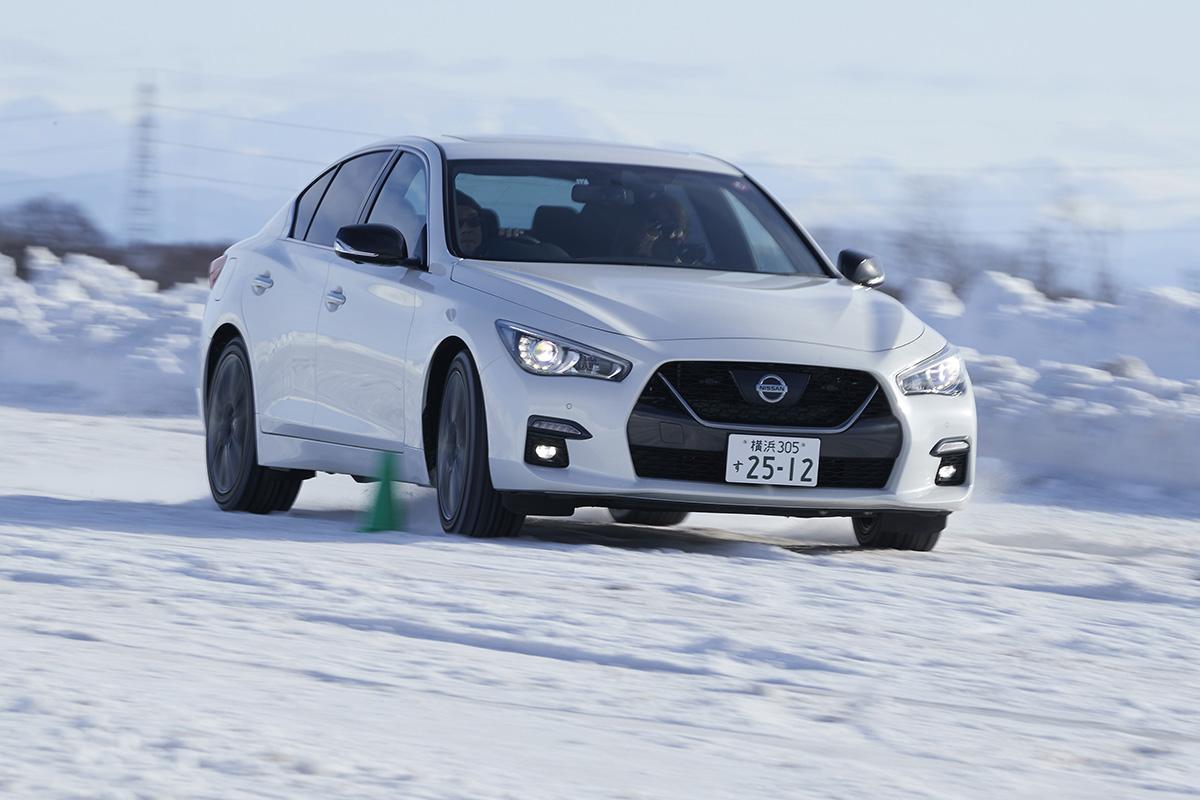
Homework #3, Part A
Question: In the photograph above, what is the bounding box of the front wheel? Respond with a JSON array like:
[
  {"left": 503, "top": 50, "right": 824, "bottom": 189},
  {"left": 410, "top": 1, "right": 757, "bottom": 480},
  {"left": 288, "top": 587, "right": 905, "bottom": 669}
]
[
  {"left": 435, "top": 351, "right": 525, "bottom": 538},
  {"left": 852, "top": 512, "right": 947, "bottom": 551},
  {"left": 609, "top": 509, "right": 690, "bottom": 527}
]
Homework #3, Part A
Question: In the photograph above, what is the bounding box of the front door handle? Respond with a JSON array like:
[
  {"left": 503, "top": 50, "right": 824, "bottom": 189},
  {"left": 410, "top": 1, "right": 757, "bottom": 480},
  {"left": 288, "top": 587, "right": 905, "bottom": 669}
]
[
  {"left": 325, "top": 287, "right": 347, "bottom": 311},
  {"left": 250, "top": 273, "right": 274, "bottom": 295}
]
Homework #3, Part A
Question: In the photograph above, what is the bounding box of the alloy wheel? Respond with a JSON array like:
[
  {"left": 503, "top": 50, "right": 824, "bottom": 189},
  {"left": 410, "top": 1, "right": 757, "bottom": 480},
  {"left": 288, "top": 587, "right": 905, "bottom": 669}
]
[
  {"left": 437, "top": 370, "right": 470, "bottom": 521},
  {"left": 207, "top": 355, "right": 251, "bottom": 496}
]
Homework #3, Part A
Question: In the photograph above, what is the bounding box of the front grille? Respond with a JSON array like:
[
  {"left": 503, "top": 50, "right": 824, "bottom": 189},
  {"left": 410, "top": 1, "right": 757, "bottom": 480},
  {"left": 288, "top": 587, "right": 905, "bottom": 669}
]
[
  {"left": 637, "top": 373, "right": 687, "bottom": 413},
  {"left": 654, "top": 361, "right": 880, "bottom": 428},
  {"left": 858, "top": 386, "right": 893, "bottom": 419},
  {"left": 629, "top": 446, "right": 894, "bottom": 489}
]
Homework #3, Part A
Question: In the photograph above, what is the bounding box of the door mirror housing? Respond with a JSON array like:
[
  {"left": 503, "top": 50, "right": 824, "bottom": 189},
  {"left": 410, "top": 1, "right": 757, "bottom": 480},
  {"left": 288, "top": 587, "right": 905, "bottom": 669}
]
[
  {"left": 334, "top": 224, "right": 419, "bottom": 267},
  {"left": 837, "top": 249, "right": 885, "bottom": 287}
]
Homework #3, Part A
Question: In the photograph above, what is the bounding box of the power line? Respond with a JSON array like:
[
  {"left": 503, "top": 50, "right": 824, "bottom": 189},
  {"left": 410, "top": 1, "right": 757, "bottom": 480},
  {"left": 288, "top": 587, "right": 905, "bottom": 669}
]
[
  {"left": 0, "top": 175, "right": 83, "bottom": 188},
  {"left": 742, "top": 159, "right": 1200, "bottom": 175},
  {"left": 150, "top": 104, "right": 387, "bottom": 138},
  {"left": 0, "top": 157, "right": 303, "bottom": 191},
  {"left": 0, "top": 141, "right": 125, "bottom": 158},
  {"left": 151, "top": 139, "right": 326, "bottom": 165},
  {"left": 0, "top": 107, "right": 126, "bottom": 125},
  {"left": 150, "top": 170, "right": 296, "bottom": 192}
]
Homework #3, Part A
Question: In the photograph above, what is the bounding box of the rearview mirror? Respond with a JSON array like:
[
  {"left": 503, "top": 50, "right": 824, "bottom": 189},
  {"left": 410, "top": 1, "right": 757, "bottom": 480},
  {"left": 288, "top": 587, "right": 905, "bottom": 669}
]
[
  {"left": 570, "top": 184, "right": 634, "bottom": 206},
  {"left": 334, "top": 224, "right": 414, "bottom": 266},
  {"left": 837, "top": 249, "right": 885, "bottom": 288}
]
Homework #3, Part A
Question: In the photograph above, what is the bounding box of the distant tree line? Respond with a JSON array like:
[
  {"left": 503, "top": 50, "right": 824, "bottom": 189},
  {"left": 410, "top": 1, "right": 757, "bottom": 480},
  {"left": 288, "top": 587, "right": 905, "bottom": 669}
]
[
  {"left": 886, "top": 178, "right": 1120, "bottom": 303},
  {"left": 1, "top": 189, "right": 1132, "bottom": 303},
  {"left": 0, "top": 195, "right": 230, "bottom": 288}
]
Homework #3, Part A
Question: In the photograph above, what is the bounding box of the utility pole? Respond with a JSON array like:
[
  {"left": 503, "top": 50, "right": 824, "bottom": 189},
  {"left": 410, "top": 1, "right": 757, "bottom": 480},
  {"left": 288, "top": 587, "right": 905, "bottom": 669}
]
[{"left": 124, "top": 80, "right": 158, "bottom": 248}]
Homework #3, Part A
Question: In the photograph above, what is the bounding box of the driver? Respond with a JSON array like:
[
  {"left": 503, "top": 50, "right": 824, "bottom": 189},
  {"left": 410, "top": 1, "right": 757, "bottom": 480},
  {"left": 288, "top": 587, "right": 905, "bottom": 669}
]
[{"left": 615, "top": 191, "right": 689, "bottom": 262}]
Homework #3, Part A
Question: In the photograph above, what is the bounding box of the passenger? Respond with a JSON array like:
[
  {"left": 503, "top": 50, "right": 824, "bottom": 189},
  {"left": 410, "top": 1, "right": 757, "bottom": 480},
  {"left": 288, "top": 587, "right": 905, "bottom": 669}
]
[
  {"left": 455, "top": 191, "right": 487, "bottom": 256},
  {"left": 456, "top": 189, "right": 571, "bottom": 262}
]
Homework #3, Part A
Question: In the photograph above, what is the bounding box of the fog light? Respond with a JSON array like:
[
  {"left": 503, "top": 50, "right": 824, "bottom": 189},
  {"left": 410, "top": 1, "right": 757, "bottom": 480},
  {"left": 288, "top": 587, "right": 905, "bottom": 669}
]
[
  {"left": 935, "top": 451, "right": 968, "bottom": 486},
  {"left": 524, "top": 433, "right": 570, "bottom": 468}
]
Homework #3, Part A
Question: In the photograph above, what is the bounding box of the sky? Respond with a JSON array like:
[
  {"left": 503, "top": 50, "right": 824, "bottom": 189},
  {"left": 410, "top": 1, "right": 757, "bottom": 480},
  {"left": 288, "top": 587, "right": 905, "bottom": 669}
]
[
  {"left": 4, "top": 0, "right": 1196, "bottom": 163},
  {"left": 1, "top": 0, "right": 1198, "bottom": 279}
]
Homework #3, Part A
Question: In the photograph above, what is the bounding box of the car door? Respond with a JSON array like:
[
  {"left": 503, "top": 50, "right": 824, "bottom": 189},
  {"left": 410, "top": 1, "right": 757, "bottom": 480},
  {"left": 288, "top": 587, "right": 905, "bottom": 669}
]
[
  {"left": 241, "top": 165, "right": 337, "bottom": 439},
  {"left": 311, "top": 150, "right": 429, "bottom": 450}
]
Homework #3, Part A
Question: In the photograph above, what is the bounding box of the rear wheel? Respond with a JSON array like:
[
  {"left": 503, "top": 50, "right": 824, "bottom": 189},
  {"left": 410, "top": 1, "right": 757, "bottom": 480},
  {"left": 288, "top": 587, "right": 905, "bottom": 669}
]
[
  {"left": 205, "top": 339, "right": 303, "bottom": 514},
  {"left": 608, "top": 509, "right": 690, "bottom": 527},
  {"left": 853, "top": 512, "right": 946, "bottom": 551},
  {"left": 435, "top": 351, "right": 524, "bottom": 538}
]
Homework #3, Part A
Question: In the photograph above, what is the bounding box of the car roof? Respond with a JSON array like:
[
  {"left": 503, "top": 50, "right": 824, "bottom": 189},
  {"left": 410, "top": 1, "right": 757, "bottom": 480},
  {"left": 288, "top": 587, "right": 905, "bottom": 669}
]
[{"left": 367, "top": 134, "right": 743, "bottom": 175}]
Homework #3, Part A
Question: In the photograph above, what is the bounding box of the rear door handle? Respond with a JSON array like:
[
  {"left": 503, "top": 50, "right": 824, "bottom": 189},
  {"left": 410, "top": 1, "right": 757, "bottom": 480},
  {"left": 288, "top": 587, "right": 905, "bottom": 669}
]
[
  {"left": 250, "top": 273, "right": 274, "bottom": 295},
  {"left": 325, "top": 287, "right": 347, "bottom": 311}
]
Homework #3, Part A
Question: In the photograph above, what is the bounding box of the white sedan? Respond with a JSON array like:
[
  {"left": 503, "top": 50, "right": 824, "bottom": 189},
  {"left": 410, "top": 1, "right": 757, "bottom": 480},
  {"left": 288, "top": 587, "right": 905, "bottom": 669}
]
[{"left": 199, "top": 136, "right": 975, "bottom": 551}]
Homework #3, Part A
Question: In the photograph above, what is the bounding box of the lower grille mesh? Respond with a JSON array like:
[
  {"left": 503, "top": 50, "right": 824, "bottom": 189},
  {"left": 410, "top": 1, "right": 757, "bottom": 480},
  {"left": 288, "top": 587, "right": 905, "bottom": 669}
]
[{"left": 629, "top": 446, "right": 894, "bottom": 489}]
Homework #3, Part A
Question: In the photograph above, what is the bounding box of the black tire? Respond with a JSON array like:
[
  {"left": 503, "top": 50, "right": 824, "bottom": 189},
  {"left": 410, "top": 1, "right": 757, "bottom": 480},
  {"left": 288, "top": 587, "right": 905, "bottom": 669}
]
[
  {"left": 435, "top": 351, "right": 525, "bottom": 538},
  {"left": 853, "top": 512, "right": 947, "bottom": 551},
  {"left": 271, "top": 475, "right": 304, "bottom": 512},
  {"left": 205, "top": 338, "right": 303, "bottom": 514},
  {"left": 608, "top": 509, "right": 690, "bottom": 527}
]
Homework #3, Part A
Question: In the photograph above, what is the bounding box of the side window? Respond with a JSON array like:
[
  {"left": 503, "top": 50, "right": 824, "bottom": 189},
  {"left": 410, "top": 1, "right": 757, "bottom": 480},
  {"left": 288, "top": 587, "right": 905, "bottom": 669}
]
[
  {"left": 304, "top": 150, "right": 390, "bottom": 245},
  {"left": 291, "top": 167, "right": 335, "bottom": 239},
  {"left": 366, "top": 154, "right": 428, "bottom": 257}
]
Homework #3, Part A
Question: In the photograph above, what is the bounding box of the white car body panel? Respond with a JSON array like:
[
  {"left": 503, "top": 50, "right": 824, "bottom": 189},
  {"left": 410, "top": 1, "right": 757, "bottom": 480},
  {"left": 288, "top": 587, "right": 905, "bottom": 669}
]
[
  {"left": 238, "top": 230, "right": 329, "bottom": 438},
  {"left": 312, "top": 257, "right": 419, "bottom": 450},
  {"left": 451, "top": 260, "right": 925, "bottom": 349},
  {"left": 199, "top": 135, "right": 976, "bottom": 516}
]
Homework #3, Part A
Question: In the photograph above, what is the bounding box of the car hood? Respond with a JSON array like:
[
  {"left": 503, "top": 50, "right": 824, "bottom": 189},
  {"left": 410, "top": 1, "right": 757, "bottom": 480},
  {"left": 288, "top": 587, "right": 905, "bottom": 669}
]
[{"left": 451, "top": 260, "right": 925, "bottom": 352}]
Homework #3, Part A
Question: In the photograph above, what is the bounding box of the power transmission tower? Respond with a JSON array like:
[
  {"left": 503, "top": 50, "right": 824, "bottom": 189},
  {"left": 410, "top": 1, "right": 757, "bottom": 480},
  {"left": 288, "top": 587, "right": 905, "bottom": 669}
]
[{"left": 124, "top": 80, "right": 158, "bottom": 246}]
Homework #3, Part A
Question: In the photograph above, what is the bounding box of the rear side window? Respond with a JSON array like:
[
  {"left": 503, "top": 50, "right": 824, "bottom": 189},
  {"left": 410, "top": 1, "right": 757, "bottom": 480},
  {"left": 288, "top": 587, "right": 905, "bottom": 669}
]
[
  {"left": 291, "top": 167, "right": 335, "bottom": 239},
  {"left": 304, "top": 150, "right": 390, "bottom": 245}
]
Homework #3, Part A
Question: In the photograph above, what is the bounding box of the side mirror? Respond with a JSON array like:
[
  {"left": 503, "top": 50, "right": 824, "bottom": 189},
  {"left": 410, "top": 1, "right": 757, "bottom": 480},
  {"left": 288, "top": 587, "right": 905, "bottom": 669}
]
[
  {"left": 334, "top": 224, "right": 414, "bottom": 266},
  {"left": 837, "top": 249, "right": 885, "bottom": 287}
]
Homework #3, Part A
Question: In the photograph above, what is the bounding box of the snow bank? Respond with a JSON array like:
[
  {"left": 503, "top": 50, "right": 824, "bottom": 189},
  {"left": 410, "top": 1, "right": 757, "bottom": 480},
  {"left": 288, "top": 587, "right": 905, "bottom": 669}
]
[
  {"left": 1, "top": 252, "right": 1196, "bottom": 493},
  {"left": 966, "top": 350, "right": 1200, "bottom": 492},
  {"left": 906, "top": 272, "right": 1200, "bottom": 381},
  {"left": 0, "top": 248, "right": 205, "bottom": 415},
  {"left": 904, "top": 273, "right": 1199, "bottom": 491}
]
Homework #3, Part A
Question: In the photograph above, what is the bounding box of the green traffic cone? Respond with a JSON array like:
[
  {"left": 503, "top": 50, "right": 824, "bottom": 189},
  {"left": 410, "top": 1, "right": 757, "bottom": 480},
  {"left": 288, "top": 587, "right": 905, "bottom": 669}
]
[{"left": 361, "top": 452, "right": 404, "bottom": 532}]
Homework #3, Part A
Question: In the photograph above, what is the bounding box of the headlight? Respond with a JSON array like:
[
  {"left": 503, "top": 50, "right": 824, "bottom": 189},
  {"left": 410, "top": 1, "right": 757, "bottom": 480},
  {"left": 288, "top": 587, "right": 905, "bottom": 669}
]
[
  {"left": 495, "top": 321, "right": 631, "bottom": 381},
  {"left": 897, "top": 346, "right": 966, "bottom": 396}
]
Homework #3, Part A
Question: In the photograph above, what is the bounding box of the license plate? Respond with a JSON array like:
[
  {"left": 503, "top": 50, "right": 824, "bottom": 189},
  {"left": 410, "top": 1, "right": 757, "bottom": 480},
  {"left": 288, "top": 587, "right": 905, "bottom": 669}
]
[{"left": 725, "top": 434, "right": 820, "bottom": 486}]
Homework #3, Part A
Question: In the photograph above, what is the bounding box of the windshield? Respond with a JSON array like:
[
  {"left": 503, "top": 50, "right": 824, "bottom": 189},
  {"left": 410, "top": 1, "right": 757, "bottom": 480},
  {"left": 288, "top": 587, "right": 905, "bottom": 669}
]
[{"left": 447, "top": 159, "right": 828, "bottom": 275}]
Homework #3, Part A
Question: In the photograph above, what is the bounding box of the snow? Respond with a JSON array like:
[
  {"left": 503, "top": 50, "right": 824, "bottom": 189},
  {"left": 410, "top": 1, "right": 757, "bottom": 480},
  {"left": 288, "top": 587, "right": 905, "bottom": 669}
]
[
  {"left": 963, "top": 351, "right": 1200, "bottom": 491},
  {"left": 2, "top": 407, "right": 1198, "bottom": 798},
  {"left": 2, "top": 250, "right": 1199, "bottom": 796},
  {"left": 0, "top": 249, "right": 207, "bottom": 415}
]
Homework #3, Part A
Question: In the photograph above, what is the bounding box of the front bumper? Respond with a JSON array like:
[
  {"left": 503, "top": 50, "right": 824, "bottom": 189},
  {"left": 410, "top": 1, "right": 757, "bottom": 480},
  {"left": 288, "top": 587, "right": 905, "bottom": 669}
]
[{"left": 479, "top": 330, "right": 976, "bottom": 516}]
